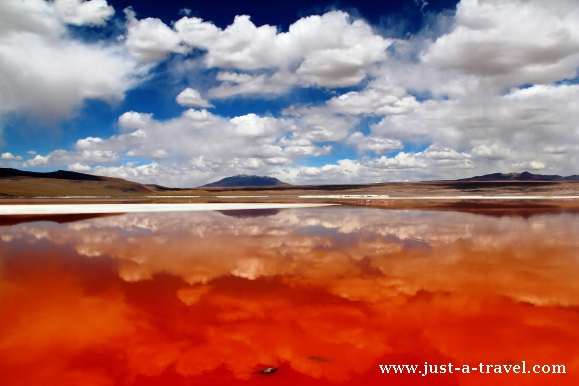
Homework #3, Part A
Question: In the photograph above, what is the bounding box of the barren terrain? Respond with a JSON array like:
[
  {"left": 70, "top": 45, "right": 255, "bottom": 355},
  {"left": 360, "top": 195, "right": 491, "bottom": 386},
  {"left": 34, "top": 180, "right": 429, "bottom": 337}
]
[{"left": 2, "top": 168, "right": 579, "bottom": 212}]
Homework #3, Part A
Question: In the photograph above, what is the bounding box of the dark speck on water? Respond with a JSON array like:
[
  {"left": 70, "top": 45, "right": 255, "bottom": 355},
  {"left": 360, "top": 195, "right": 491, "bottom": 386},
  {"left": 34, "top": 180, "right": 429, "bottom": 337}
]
[{"left": 307, "top": 356, "right": 330, "bottom": 362}]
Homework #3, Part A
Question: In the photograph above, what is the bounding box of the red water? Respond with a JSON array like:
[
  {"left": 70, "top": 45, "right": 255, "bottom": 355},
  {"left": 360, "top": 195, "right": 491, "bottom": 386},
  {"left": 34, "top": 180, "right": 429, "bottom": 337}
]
[{"left": 0, "top": 207, "right": 578, "bottom": 385}]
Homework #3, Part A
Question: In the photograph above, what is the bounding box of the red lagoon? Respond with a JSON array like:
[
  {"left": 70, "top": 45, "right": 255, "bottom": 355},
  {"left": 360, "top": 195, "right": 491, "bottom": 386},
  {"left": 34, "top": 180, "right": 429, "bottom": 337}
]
[{"left": 1, "top": 207, "right": 578, "bottom": 385}]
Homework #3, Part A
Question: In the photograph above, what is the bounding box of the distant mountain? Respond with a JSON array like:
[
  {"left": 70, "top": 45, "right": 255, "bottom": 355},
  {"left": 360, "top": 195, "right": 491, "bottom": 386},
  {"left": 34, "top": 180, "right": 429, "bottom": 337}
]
[
  {"left": 200, "top": 174, "right": 290, "bottom": 188},
  {"left": 0, "top": 168, "right": 170, "bottom": 197},
  {"left": 458, "top": 171, "right": 579, "bottom": 182}
]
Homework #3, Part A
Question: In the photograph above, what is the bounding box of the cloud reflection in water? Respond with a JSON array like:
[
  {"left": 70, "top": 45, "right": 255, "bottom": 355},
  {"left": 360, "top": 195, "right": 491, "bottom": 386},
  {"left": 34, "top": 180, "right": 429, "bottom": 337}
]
[{"left": 0, "top": 207, "right": 578, "bottom": 385}]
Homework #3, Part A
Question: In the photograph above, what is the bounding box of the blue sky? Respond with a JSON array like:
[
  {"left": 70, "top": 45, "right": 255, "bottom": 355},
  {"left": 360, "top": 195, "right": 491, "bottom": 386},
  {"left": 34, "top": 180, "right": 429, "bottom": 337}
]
[{"left": 1, "top": 0, "right": 578, "bottom": 187}]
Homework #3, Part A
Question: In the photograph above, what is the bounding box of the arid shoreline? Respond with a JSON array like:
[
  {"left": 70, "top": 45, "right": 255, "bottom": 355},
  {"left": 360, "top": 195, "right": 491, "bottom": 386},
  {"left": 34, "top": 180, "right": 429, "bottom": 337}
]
[{"left": 2, "top": 180, "right": 579, "bottom": 213}]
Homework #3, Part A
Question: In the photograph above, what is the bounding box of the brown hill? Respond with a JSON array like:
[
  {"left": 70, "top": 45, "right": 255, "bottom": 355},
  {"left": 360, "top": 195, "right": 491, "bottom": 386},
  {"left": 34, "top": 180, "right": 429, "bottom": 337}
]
[{"left": 0, "top": 168, "right": 169, "bottom": 197}]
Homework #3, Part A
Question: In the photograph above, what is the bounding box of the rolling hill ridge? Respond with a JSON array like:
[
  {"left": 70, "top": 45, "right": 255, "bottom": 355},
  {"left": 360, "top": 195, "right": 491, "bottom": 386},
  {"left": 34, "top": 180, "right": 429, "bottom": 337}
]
[
  {"left": 458, "top": 171, "right": 579, "bottom": 182},
  {"left": 0, "top": 168, "right": 169, "bottom": 197},
  {"left": 1, "top": 168, "right": 578, "bottom": 198}
]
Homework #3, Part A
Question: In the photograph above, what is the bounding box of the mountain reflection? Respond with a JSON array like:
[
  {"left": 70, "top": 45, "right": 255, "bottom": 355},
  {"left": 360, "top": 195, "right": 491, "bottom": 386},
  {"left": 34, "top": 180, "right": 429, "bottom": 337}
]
[{"left": 1, "top": 207, "right": 578, "bottom": 385}]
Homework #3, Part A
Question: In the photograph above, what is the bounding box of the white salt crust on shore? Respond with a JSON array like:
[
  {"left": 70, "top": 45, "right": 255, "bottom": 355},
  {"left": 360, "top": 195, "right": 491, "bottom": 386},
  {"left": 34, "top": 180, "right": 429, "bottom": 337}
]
[{"left": 0, "top": 203, "right": 336, "bottom": 216}]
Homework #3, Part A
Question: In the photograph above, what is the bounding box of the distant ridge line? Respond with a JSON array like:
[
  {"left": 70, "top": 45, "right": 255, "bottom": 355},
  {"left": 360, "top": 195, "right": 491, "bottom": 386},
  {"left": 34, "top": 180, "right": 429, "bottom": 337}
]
[
  {"left": 457, "top": 171, "right": 579, "bottom": 182},
  {"left": 0, "top": 168, "right": 105, "bottom": 181},
  {"left": 1, "top": 168, "right": 578, "bottom": 193}
]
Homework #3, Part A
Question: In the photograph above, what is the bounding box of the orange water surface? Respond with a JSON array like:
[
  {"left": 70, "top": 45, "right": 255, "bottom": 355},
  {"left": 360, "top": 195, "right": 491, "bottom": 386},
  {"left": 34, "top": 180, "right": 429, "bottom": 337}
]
[{"left": 1, "top": 207, "right": 578, "bottom": 385}]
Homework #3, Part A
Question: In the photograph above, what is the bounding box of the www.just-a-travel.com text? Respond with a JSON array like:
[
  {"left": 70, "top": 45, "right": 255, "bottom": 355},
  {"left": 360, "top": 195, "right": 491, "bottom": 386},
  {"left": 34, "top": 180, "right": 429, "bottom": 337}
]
[{"left": 379, "top": 362, "right": 566, "bottom": 376}]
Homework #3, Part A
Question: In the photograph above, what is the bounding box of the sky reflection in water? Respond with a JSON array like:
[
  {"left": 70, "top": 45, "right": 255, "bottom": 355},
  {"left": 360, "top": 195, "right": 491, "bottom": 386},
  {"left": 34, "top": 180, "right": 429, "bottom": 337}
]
[{"left": 1, "top": 207, "right": 578, "bottom": 385}]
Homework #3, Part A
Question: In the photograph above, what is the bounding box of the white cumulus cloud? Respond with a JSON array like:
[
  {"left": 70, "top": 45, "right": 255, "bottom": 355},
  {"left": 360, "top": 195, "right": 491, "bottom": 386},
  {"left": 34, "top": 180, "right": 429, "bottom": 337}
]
[
  {"left": 346, "top": 132, "right": 403, "bottom": 155},
  {"left": 421, "top": 0, "right": 579, "bottom": 92},
  {"left": 0, "top": 0, "right": 148, "bottom": 122},
  {"left": 1, "top": 152, "right": 23, "bottom": 161},
  {"left": 125, "top": 10, "right": 391, "bottom": 91},
  {"left": 53, "top": 0, "right": 115, "bottom": 26},
  {"left": 175, "top": 88, "right": 213, "bottom": 108}
]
